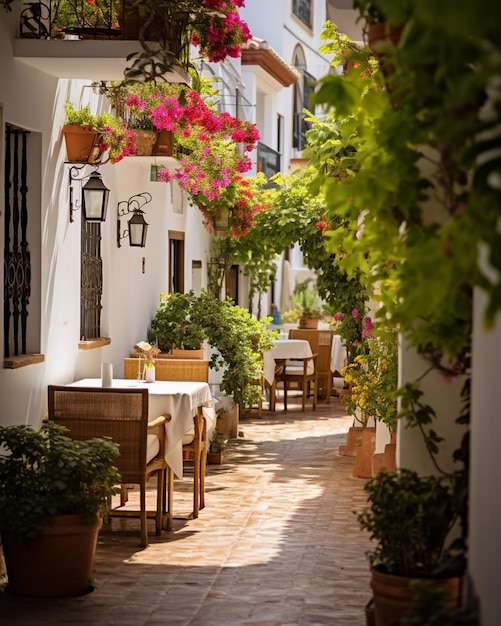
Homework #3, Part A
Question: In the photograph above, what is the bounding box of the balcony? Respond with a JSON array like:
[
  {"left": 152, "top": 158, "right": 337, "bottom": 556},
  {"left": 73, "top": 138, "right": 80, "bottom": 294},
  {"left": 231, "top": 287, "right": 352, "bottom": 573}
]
[
  {"left": 10, "top": 0, "right": 190, "bottom": 82},
  {"left": 256, "top": 142, "right": 281, "bottom": 187}
]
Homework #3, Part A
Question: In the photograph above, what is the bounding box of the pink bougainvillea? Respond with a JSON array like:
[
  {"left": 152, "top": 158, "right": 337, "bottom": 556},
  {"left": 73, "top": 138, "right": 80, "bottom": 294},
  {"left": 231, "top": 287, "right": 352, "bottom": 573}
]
[{"left": 127, "top": 87, "right": 265, "bottom": 237}]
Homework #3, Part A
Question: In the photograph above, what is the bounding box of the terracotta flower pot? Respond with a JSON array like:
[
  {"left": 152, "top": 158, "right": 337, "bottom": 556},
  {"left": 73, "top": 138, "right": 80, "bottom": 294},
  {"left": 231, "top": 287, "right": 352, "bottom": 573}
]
[
  {"left": 371, "top": 568, "right": 464, "bottom": 626},
  {"left": 2, "top": 514, "right": 102, "bottom": 597},
  {"left": 62, "top": 124, "right": 101, "bottom": 163}
]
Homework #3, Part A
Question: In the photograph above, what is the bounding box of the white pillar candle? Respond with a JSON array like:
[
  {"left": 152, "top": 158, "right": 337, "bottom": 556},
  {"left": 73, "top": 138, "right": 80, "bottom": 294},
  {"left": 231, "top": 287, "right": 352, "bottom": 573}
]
[{"left": 101, "top": 363, "right": 113, "bottom": 387}]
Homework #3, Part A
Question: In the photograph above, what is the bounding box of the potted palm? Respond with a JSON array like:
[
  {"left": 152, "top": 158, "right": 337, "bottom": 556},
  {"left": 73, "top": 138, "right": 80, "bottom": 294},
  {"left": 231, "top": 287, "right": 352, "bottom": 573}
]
[
  {"left": 356, "top": 468, "right": 465, "bottom": 626},
  {"left": 0, "top": 422, "right": 121, "bottom": 597}
]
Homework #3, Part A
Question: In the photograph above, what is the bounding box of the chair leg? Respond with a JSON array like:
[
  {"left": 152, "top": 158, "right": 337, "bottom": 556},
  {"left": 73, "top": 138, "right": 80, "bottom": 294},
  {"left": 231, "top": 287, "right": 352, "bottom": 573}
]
[
  {"left": 155, "top": 469, "right": 164, "bottom": 536},
  {"left": 163, "top": 467, "right": 174, "bottom": 530},
  {"left": 326, "top": 373, "right": 333, "bottom": 404},
  {"left": 193, "top": 457, "right": 200, "bottom": 519},
  {"left": 199, "top": 451, "right": 206, "bottom": 510},
  {"left": 140, "top": 482, "right": 148, "bottom": 547},
  {"left": 302, "top": 380, "right": 307, "bottom": 412},
  {"left": 120, "top": 484, "right": 128, "bottom": 506}
]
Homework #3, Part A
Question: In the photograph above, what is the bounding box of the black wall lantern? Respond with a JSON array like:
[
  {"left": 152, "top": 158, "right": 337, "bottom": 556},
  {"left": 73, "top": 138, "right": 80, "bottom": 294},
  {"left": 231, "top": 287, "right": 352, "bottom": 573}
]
[
  {"left": 213, "top": 207, "right": 232, "bottom": 234},
  {"left": 82, "top": 172, "right": 110, "bottom": 222},
  {"left": 117, "top": 192, "right": 152, "bottom": 248},
  {"left": 68, "top": 165, "right": 110, "bottom": 223}
]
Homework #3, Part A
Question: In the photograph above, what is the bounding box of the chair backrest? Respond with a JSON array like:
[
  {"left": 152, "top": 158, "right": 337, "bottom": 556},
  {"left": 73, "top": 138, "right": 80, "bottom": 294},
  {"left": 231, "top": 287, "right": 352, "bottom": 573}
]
[
  {"left": 289, "top": 328, "right": 333, "bottom": 375},
  {"left": 124, "top": 358, "right": 209, "bottom": 382},
  {"left": 48, "top": 385, "right": 149, "bottom": 484}
]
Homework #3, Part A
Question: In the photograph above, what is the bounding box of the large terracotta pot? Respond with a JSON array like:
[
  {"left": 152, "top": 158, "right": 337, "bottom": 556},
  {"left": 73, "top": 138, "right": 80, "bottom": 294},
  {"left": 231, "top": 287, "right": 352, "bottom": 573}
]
[
  {"left": 2, "top": 514, "right": 102, "bottom": 597},
  {"left": 353, "top": 427, "right": 376, "bottom": 478},
  {"left": 371, "top": 568, "right": 464, "bottom": 626},
  {"left": 338, "top": 425, "right": 364, "bottom": 457}
]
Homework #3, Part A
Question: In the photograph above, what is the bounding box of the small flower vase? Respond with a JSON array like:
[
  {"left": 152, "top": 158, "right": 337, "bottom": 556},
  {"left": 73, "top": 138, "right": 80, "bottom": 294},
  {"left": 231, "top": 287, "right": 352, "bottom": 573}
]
[{"left": 144, "top": 363, "right": 156, "bottom": 383}]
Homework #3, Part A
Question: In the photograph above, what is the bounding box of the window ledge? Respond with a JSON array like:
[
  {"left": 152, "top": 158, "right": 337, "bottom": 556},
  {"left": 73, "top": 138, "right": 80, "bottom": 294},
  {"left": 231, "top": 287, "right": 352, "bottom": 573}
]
[
  {"left": 4, "top": 354, "right": 45, "bottom": 369},
  {"left": 78, "top": 337, "right": 111, "bottom": 351}
]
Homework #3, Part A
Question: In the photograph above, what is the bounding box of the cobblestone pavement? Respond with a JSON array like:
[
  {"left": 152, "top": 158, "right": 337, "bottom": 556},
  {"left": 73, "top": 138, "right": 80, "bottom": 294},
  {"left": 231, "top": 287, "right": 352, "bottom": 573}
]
[{"left": 0, "top": 394, "right": 373, "bottom": 626}]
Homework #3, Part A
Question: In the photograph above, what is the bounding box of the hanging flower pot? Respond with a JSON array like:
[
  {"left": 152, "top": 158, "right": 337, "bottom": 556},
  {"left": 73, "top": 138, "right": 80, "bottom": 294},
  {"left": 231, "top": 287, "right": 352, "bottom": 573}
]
[
  {"left": 62, "top": 125, "right": 102, "bottom": 164},
  {"left": 154, "top": 130, "right": 174, "bottom": 157},
  {"left": 132, "top": 130, "right": 158, "bottom": 156}
]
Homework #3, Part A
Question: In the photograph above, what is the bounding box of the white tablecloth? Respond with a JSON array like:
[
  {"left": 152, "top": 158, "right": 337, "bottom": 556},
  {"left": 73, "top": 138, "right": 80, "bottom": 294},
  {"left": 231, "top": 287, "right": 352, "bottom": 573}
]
[
  {"left": 331, "top": 335, "right": 347, "bottom": 374},
  {"left": 263, "top": 339, "right": 313, "bottom": 385},
  {"left": 70, "top": 379, "right": 214, "bottom": 479}
]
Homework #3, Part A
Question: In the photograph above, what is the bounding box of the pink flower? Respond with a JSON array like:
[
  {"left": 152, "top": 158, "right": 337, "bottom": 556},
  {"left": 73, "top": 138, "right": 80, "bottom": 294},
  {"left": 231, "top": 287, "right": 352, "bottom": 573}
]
[
  {"left": 333, "top": 312, "right": 344, "bottom": 321},
  {"left": 352, "top": 309, "right": 360, "bottom": 318}
]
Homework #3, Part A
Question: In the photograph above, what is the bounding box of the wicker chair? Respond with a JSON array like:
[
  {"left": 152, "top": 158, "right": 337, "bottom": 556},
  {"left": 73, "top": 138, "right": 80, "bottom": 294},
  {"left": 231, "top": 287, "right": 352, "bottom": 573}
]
[
  {"left": 289, "top": 329, "right": 334, "bottom": 401},
  {"left": 180, "top": 404, "right": 208, "bottom": 520},
  {"left": 47, "top": 385, "right": 169, "bottom": 547}
]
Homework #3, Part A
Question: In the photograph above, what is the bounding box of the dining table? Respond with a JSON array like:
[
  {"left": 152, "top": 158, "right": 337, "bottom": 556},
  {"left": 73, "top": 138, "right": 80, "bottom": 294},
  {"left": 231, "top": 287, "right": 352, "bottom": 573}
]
[
  {"left": 263, "top": 339, "right": 314, "bottom": 386},
  {"left": 70, "top": 378, "right": 215, "bottom": 480}
]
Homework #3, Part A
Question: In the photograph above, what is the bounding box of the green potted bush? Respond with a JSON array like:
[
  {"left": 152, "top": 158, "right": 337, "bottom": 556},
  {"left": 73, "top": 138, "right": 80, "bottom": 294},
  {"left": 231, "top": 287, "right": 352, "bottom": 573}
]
[
  {"left": 148, "top": 291, "right": 207, "bottom": 356},
  {"left": 0, "top": 422, "right": 121, "bottom": 597},
  {"left": 356, "top": 468, "right": 465, "bottom": 626},
  {"left": 148, "top": 290, "right": 275, "bottom": 408}
]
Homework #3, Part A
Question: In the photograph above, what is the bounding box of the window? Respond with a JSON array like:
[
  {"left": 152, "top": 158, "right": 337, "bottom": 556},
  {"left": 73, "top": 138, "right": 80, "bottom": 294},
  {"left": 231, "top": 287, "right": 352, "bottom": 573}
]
[
  {"left": 4, "top": 125, "right": 35, "bottom": 359},
  {"left": 169, "top": 231, "right": 185, "bottom": 293},
  {"left": 227, "top": 264, "right": 239, "bottom": 304},
  {"left": 292, "top": 0, "right": 312, "bottom": 28},
  {"left": 293, "top": 67, "right": 316, "bottom": 151}
]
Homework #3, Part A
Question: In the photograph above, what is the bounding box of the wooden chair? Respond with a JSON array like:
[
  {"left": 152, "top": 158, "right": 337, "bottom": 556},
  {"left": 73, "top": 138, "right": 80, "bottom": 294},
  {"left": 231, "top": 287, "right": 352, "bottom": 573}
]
[
  {"left": 181, "top": 404, "right": 208, "bottom": 519},
  {"left": 274, "top": 353, "right": 318, "bottom": 412},
  {"left": 124, "top": 358, "right": 209, "bottom": 382},
  {"left": 289, "top": 328, "right": 334, "bottom": 402},
  {"left": 47, "top": 385, "right": 169, "bottom": 547}
]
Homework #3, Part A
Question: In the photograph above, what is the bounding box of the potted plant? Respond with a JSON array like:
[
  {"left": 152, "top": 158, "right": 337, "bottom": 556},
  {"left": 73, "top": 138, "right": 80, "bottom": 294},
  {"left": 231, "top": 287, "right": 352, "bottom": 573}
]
[
  {"left": 356, "top": 467, "right": 465, "bottom": 626},
  {"left": 147, "top": 290, "right": 274, "bottom": 408},
  {"left": 207, "top": 417, "right": 226, "bottom": 465},
  {"left": 148, "top": 291, "right": 206, "bottom": 357},
  {"left": 0, "top": 422, "right": 121, "bottom": 597},
  {"left": 291, "top": 279, "right": 323, "bottom": 329},
  {"left": 133, "top": 340, "right": 160, "bottom": 381},
  {"left": 63, "top": 102, "right": 136, "bottom": 164},
  {"left": 121, "top": 0, "right": 252, "bottom": 82},
  {"left": 341, "top": 324, "right": 398, "bottom": 474}
]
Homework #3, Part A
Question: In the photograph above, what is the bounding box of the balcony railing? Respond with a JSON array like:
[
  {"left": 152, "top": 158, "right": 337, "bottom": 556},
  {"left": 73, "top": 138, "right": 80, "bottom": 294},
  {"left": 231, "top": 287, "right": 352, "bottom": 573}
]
[
  {"left": 256, "top": 142, "right": 281, "bottom": 188},
  {"left": 18, "top": 0, "right": 189, "bottom": 54}
]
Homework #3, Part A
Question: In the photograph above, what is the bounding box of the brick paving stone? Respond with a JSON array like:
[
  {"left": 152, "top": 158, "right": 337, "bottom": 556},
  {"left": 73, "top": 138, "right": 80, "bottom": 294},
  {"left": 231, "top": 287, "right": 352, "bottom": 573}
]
[{"left": 0, "top": 394, "right": 374, "bottom": 625}]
